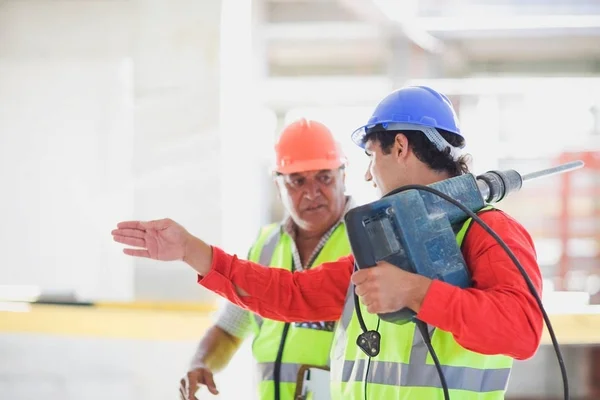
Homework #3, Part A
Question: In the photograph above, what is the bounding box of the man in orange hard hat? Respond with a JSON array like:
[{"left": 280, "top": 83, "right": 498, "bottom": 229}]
[{"left": 179, "top": 118, "right": 354, "bottom": 400}]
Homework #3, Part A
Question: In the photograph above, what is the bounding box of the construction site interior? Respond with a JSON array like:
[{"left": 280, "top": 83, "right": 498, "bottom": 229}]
[{"left": 0, "top": 0, "right": 599, "bottom": 399}]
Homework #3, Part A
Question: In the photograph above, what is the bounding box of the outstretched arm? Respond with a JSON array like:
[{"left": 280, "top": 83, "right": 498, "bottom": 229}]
[
  {"left": 198, "top": 246, "right": 353, "bottom": 322},
  {"left": 111, "top": 219, "right": 352, "bottom": 323}
]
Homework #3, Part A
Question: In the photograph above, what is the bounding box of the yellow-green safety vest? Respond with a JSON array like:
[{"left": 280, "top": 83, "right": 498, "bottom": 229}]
[
  {"left": 248, "top": 222, "right": 352, "bottom": 400},
  {"left": 330, "top": 207, "right": 514, "bottom": 400}
]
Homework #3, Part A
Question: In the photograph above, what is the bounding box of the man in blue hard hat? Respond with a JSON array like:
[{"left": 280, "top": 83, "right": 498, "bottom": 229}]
[{"left": 112, "top": 85, "right": 544, "bottom": 400}]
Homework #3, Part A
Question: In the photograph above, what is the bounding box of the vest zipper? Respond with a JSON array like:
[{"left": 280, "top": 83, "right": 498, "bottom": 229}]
[
  {"left": 274, "top": 238, "right": 328, "bottom": 400},
  {"left": 274, "top": 255, "right": 296, "bottom": 400},
  {"left": 274, "top": 322, "right": 291, "bottom": 400}
]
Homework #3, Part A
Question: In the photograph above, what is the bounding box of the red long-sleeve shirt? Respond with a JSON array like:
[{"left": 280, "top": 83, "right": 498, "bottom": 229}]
[{"left": 199, "top": 209, "right": 544, "bottom": 360}]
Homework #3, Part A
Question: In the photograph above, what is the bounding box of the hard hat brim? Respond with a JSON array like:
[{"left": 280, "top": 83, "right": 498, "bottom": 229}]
[
  {"left": 351, "top": 121, "right": 463, "bottom": 149},
  {"left": 350, "top": 126, "right": 369, "bottom": 149},
  {"left": 274, "top": 158, "right": 346, "bottom": 175}
]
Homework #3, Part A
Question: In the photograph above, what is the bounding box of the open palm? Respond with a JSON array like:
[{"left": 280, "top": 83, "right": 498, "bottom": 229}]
[{"left": 111, "top": 218, "right": 190, "bottom": 261}]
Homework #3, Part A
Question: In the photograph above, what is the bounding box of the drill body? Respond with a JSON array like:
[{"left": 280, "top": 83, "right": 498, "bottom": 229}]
[{"left": 344, "top": 170, "right": 522, "bottom": 325}]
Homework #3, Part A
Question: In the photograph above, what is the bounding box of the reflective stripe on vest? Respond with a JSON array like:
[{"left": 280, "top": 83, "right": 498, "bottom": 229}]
[
  {"left": 252, "top": 227, "right": 281, "bottom": 330},
  {"left": 248, "top": 222, "right": 352, "bottom": 400},
  {"left": 258, "top": 228, "right": 280, "bottom": 266},
  {"left": 337, "top": 342, "right": 510, "bottom": 392},
  {"left": 257, "top": 362, "right": 301, "bottom": 383},
  {"left": 330, "top": 206, "right": 513, "bottom": 400}
]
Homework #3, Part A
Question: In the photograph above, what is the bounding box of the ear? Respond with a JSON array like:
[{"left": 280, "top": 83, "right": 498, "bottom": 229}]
[{"left": 394, "top": 133, "right": 410, "bottom": 162}]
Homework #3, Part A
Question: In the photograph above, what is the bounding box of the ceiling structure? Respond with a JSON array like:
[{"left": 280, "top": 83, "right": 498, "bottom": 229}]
[{"left": 258, "top": 0, "right": 600, "bottom": 110}]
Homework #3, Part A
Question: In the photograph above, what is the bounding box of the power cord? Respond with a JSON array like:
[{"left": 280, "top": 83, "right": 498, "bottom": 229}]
[
  {"left": 415, "top": 320, "right": 449, "bottom": 400},
  {"left": 352, "top": 283, "right": 380, "bottom": 400},
  {"left": 353, "top": 183, "right": 569, "bottom": 400}
]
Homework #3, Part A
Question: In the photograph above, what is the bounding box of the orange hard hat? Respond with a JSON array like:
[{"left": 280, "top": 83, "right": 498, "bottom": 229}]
[{"left": 274, "top": 118, "right": 347, "bottom": 174}]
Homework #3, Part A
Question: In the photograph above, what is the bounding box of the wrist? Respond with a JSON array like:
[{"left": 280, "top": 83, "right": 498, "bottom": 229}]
[
  {"left": 189, "top": 360, "right": 208, "bottom": 370},
  {"left": 408, "top": 275, "right": 433, "bottom": 313},
  {"left": 183, "top": 235, "right": 213, "bottom": 276}
]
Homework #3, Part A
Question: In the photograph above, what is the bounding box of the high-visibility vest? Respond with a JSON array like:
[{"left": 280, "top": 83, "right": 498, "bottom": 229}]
[
  {"left": 329, "top": 207, "right": 514, "bottom": 400},
  {"left": 248, "top": 222, "right": 352, "bottom": 400}
]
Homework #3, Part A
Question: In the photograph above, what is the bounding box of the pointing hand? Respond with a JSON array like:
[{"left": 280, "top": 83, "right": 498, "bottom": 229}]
[{"left": 111, "top": 218, "right": 191, "bottom": 261}]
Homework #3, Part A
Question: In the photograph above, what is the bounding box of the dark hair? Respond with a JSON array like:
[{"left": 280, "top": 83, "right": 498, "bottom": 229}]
[{"left": 363, "top": 127, "right": 471, "bottom": 177}]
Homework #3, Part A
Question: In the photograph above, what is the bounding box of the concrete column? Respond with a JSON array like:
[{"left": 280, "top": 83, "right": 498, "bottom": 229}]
[
  {"left": 387, "top": 35, "right": 412, "bottom": 89},
  {"left": 458, "top": 95, "right": 502, "bottom": 173},
  {"left": 130, "top": 0, "right": 224, "bottom": 302},
  {"left": 423, "top": 49, "right": 445, "bottom": 79},
  {"left": 219, "top": 0, "right": 274, "bottom": 257},
  {"left": 387, "top": 35, "right": 446, "bottom": 89}
]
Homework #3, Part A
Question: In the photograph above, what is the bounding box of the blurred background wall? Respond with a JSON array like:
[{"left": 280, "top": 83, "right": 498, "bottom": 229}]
[{"left": 0, "top": 0, "right": 599, "bottom": 399}]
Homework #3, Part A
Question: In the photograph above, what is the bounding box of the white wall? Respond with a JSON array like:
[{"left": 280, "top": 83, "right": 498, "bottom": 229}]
[
  {"left": 0, "top": 1, "right": 136, "bottom": 301},
  {"left": 0, "top": 59, "right": 135, "bottom": 301},
  {"left": 0, "top": 1, "right": 258, "bottom": 398},
  {"left": 0, "top": 0, "right": 244, "bottom": 303},
  {"left": 0, "top": 1, "right": 268, "bottom": 398}
]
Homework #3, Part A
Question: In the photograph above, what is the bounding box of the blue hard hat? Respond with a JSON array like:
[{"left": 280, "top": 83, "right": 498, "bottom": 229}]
[{"left": 351, "top": 85, "right": 463, "bottom": 149}]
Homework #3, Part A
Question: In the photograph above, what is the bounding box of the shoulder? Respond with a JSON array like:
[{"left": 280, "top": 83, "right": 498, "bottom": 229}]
[
  {"left": 461, "top": 208, "right": 543, "bottom": 295},
  {"left": 259, "top": 222, "right": 280, "bottom": 234},
  {"left": 246, "top": 223, "right": 281, "bottom": 259},
  {"left": 252, "top": 223, "right": 281, "bottom": 243},
  {"left": 478, "top": 208, "right": 532, "bottom": 235},
  {"left": 462, "top": 208, "right": 537, "bottom": 259}
]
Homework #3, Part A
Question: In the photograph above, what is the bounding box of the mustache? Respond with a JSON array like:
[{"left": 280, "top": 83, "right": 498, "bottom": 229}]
[{"left": 301, "top": 202, "right": 328, "bottom": 211}]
